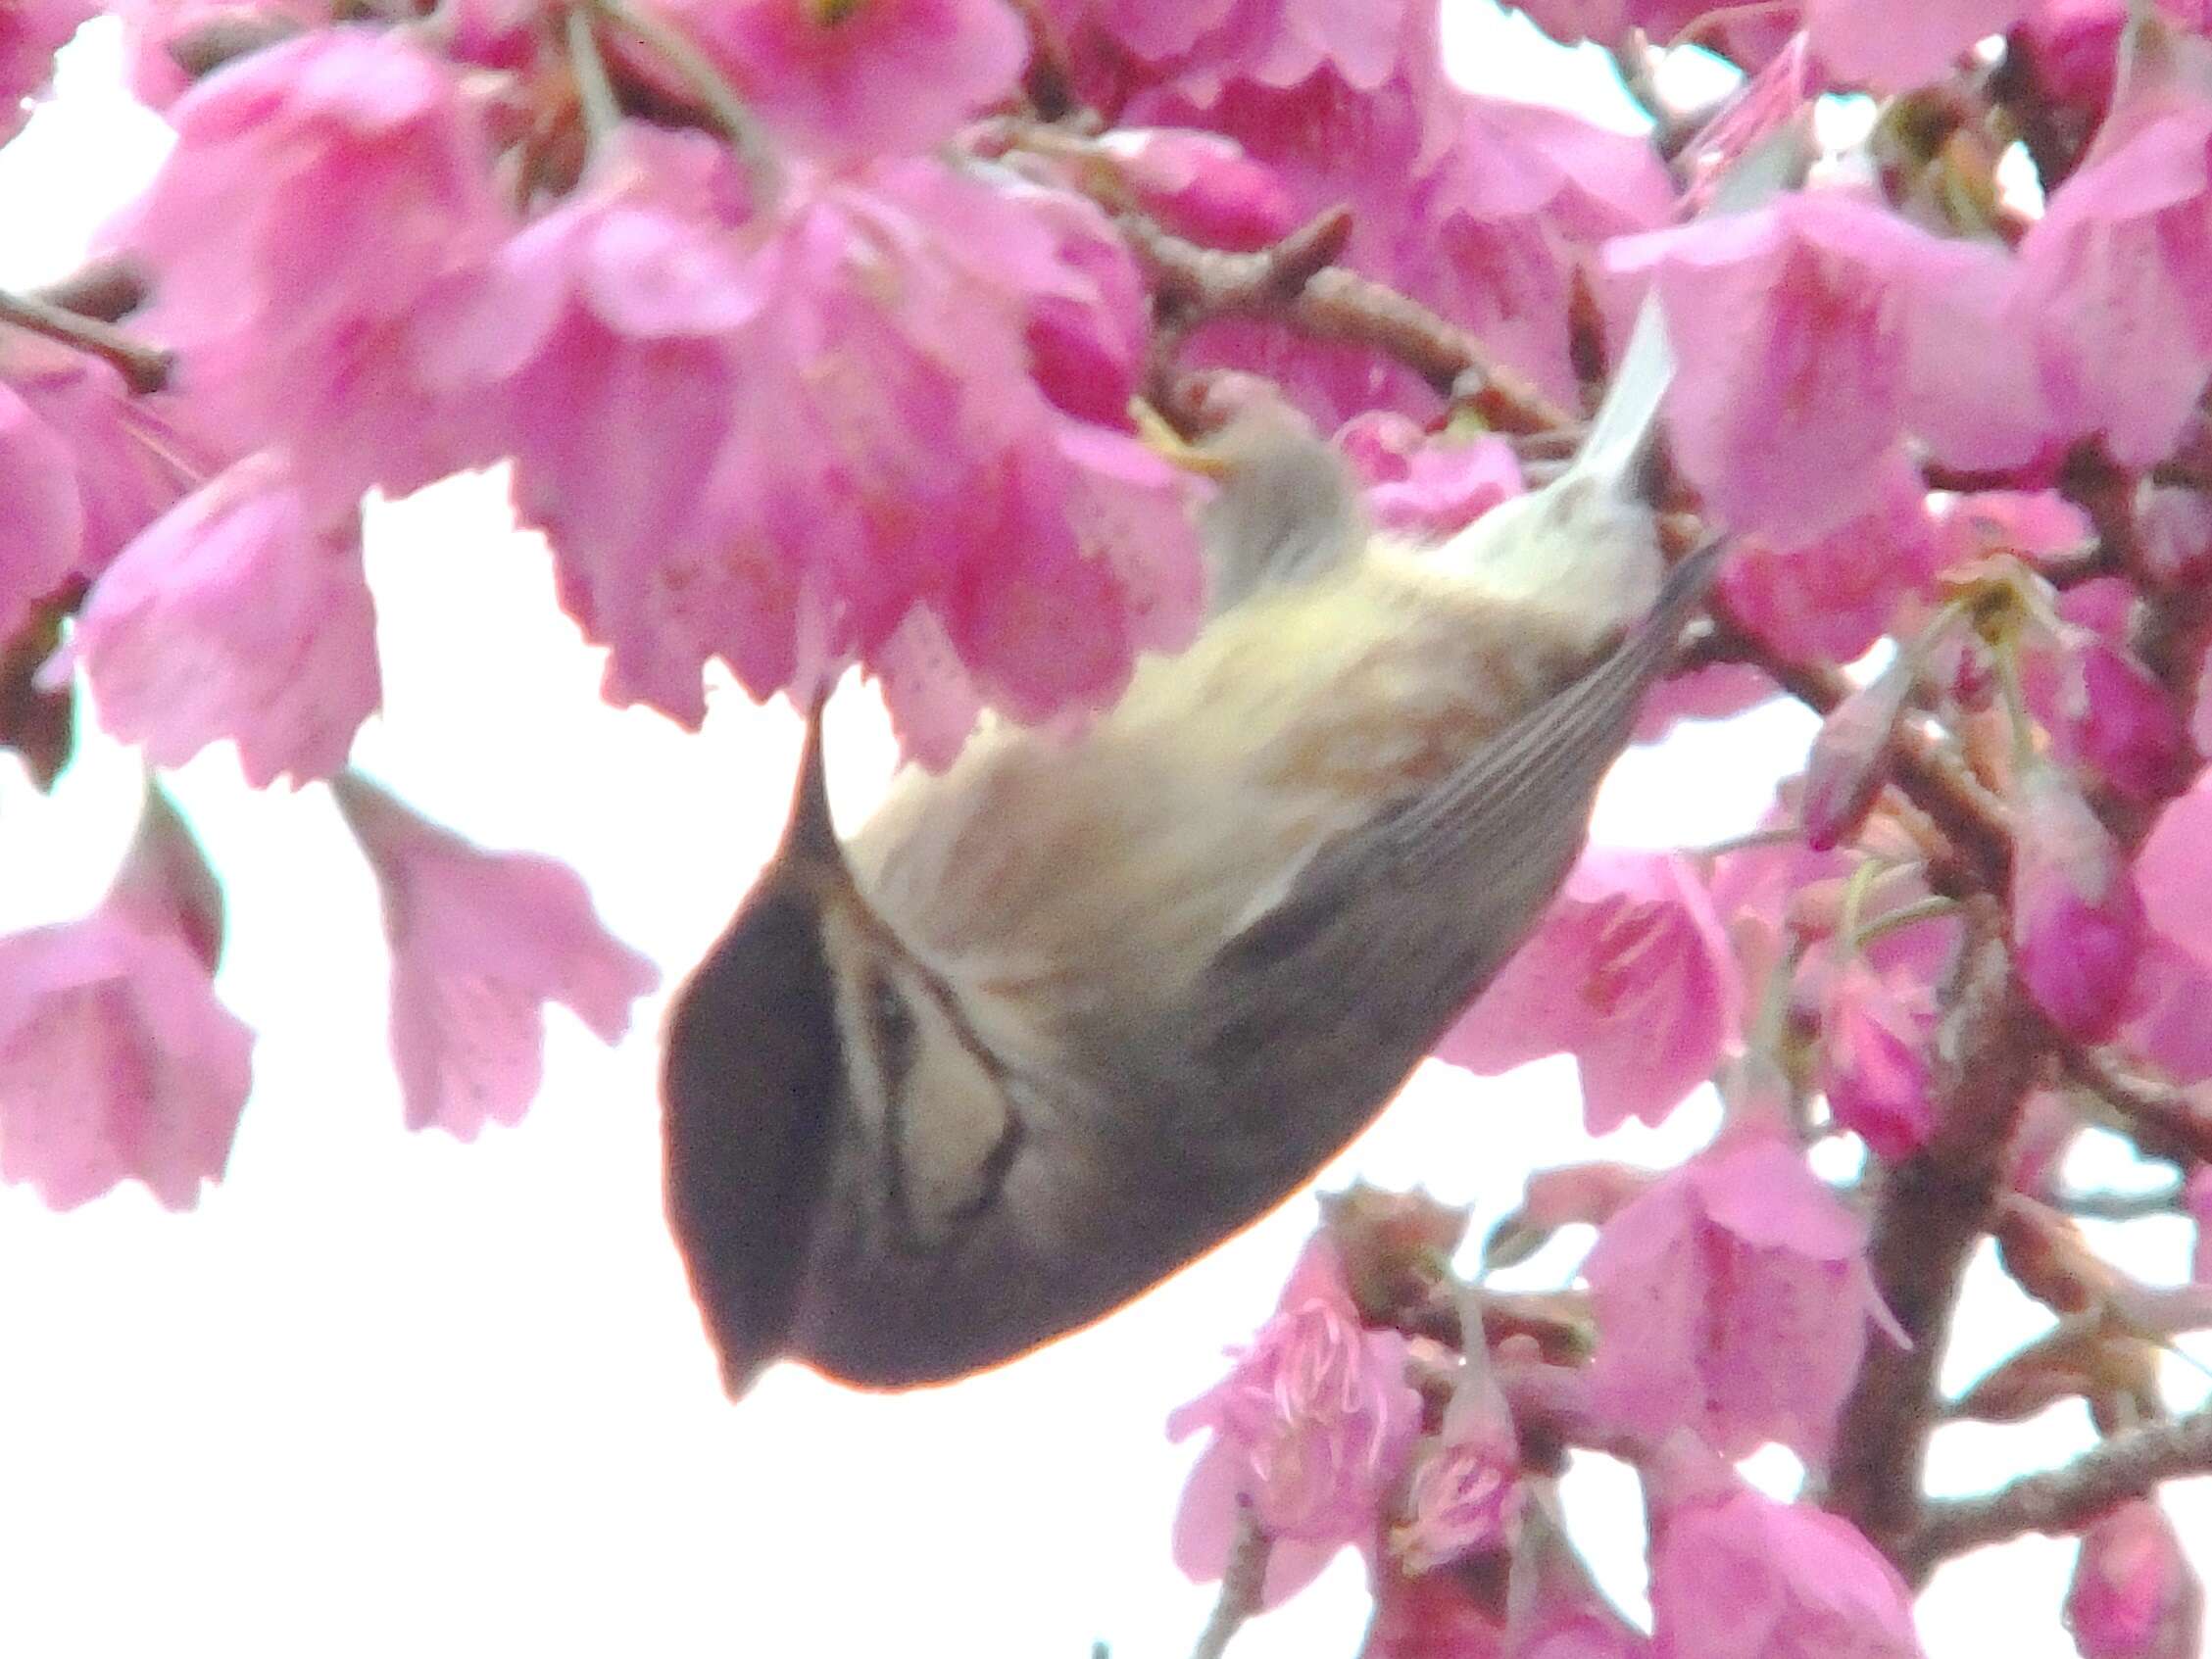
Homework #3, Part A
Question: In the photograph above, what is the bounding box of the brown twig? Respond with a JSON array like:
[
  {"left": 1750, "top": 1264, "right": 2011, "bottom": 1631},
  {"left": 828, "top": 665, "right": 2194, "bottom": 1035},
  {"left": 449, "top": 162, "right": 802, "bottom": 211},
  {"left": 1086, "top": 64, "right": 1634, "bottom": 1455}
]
[
  {"left": 0, "top": 288, "right": 172, "bottom": 394},
  {"left": 1117, "top": 214, "right": 1575, "bottom": 435},
  {"left": 1704, "top": 610, "right": 2015, "bottom": 893},
  {"left": 1189, "top": 1510, "right": 1272, "bottom": 1659},
  {"left": 30, "top": 257, "right": 149, "bottom": 324},
  {"left": 1820, "top": 906, "right": 2048, "bottom": 1563},
  {"left": 2066, "top": 1049, "right": 2212, "bottom": 1166},
  {"left": 1903, "top": 1399, "right": 2212, "bottom": 1579}
]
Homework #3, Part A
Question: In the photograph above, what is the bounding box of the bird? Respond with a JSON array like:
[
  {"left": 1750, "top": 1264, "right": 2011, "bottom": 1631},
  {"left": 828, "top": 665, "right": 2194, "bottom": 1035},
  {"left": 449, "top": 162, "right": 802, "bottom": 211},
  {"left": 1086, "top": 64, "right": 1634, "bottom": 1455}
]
[{"left": 653, "top": 122, "right": 1824, "bottom": 1394}]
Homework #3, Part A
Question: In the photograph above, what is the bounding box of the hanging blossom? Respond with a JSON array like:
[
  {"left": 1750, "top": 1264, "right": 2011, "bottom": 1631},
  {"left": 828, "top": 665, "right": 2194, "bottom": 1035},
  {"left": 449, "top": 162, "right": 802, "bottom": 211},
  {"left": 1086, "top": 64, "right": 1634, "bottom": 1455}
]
[
  {"left": 49, "top": 452, "right": 380, "bottom": 789},
  {"left": 1584, "top": 1130, "right": 1908, "bottom": 1467},
  {"left": 2019, "top": 18, "right": 2212, "bottom": 468},
  {"left": 0, "top": 785, "right": 252, "bottom": 1209},
  {"left": 1168, "top": 1236, "right": 1422, "bottom": 1608},
  {"left": 331, "top": 774, "right": 660, "bottom": 1138},
  {"left": 640, "top": 0, "right": 1027, "bottom": 164},
  {"left": 420, "top": 122, "right": 1202, "bottom": 760},
  {"left": 1438, "top": 849, "right": 1741, "bottom": 1135},
  {"left": 110, "top": 24, "right": 517, "bottom": 513},
  {"left": 1608, "top": 187, "right": 2052, "bottom": 544},
  {"left": 1647, "top": 1435, "right": 1927, "bottom": 1659}
]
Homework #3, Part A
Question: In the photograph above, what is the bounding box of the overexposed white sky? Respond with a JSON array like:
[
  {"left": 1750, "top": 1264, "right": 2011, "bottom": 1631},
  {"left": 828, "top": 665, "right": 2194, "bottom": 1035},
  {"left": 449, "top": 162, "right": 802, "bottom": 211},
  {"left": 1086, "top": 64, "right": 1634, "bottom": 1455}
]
[{"left": 0, "top": 12, "right": 2205, "bottom": 1657}]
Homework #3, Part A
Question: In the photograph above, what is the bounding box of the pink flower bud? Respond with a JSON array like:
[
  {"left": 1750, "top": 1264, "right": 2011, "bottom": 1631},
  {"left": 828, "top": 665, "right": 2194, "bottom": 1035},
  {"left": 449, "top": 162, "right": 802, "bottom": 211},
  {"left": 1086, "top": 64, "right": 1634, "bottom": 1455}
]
[
  {"left": 1820, "top": 958, "right": 1938, "bottom": 1159},
  {"left": 2066, "top": 1500, "right": 2204, "bottom": 1659},
  {"left": 1093, "top": 128, "right": 1301, "bottom": 252},
  {"left": 2010, "top": 763, "right": 2145, "bottom": 1041},
  {"left": 1803, "top": 660, "right": 1916, "bottom": 851},
  {"left": 2054, "top": 632, "right": 2191, "bottom": 804},
  {"left": 2135, "top": 482, "right": 2212, "bottom": 590}
]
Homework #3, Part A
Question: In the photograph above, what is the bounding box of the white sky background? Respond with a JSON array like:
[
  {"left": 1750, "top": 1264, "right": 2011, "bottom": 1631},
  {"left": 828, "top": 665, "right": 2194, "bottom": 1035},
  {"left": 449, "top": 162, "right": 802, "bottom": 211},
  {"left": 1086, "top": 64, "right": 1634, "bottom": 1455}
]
[{"left": 0, "top": 9, "right": 2206, "bottom": 1656}]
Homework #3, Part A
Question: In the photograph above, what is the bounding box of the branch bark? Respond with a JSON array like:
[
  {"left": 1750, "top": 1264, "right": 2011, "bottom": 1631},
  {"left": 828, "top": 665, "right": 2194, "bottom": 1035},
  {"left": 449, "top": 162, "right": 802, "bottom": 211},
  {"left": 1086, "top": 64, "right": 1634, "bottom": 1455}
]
[
  {"left": 1819, "top": 905, "right": 2047, "bottom": 1563},
  {"left": 1904, "top": 1400, "right": 2212, "bottom": 1579}
]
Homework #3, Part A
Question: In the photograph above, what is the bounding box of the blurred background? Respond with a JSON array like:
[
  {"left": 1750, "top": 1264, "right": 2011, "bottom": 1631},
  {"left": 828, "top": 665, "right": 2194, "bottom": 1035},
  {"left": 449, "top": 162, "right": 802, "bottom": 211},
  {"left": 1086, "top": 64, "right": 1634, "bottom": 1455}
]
[{"left": 0, "top": 8, "right": 2204, "bottom": 1655}]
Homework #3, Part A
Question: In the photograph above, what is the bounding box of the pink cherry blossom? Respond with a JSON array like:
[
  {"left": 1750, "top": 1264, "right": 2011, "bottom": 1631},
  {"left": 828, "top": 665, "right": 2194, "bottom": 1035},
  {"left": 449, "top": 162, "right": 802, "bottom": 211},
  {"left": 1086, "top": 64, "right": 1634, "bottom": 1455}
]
[
  {"left": 1819, "top": 957, "right": 1937, "bottom": 1159},
  {"left": 653, "top": 0, "right": 1025, "bottom": 163},
  {"left": 0, "top": 786, "right": 251, "bottom": 1209},
  {"left": 6, "top": 339, "right": 216, "bottom": 585},
  {"left": 427, "top": 124, "right": 1199, "bottom": 756},
  {"left": 114, "top": 0, "right": 328, "bottom": 109},
  {"left": 2048, "top": 631, "right": 2192, "bottom": 804},
  {"left": 2020, "top": 59, "right": 2212, "bottom": 467},
  {"left": 1088, "top": 127, "right": 1301, "bottom": 250},
  {"left": 1609, "top": 191, "right": 2043, "bottom": 542},
  {"left": 1439, "top": 849, "right": 1741, "bottom": 1135},
  {"left": 1391, "top": 1351, "right": 1523, "bottom": 1576},
  {"left": 114, "top": 25, "right": 514, "bottom": 510},
  {"left": 1805, "top": 0, "right": 2034, "bottom": 92},
  {"left": 52, "top": 453, "right": 379, "bottom": 789},
  {"left": 1718, "top": 463, "right": 1938, "bottom": 666},
  {"left": 1, "top": 0, "right": 90, "bottom": 139},
  {"left": 1585, "top": 1133, "right": 1905, "bottom": 1465},
  {"left": 2135, "top": 482, "right": 2212, "bottom": 589},
  {"left": 1336, "top": 412, "right": 1525, "bottom": 539},
  {"left": 1170, "top": 1236, "right": 1421, "bottom": 1608},
  {"left": 2066, "top": 1500, "right": 2204, "bottom": 1659},
  {"left": 1934, "top": 489, "right": 2094, "bottom": 571},
  {"left": 1647, "top": 1436, "right": 1926, "bottom": 1659},
  {"left": 1632, "top": 660, "right": 1778, "bottom": 743},
  {"left": 2120, "top": 777, "right": 2212, "bottom": 1079},
  {"left": 329, "top": 773, "right": 660, "bottom": 1137},
  {"left": 2010, "top": 761, "right": 2144, "bottom": 1042}
]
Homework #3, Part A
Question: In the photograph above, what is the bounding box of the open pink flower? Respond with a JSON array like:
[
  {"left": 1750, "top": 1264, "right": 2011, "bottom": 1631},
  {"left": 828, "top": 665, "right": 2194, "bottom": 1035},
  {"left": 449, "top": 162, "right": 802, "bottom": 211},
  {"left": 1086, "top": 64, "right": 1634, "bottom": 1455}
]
[
  {"left": 0, "top": 786, "right": 250, "bottom": 1209},
  {"left": 656, "top": 0, "right": 1024, "bottom": 163},
  {"left": 1586, "top": 1133, "right": 1906, "bottom": 1465},
  {"left": 1647, "top": 1436, "right": 1926, "bottom": 1659},
  {"left": 331, "top": 775, "right": 659, "bottom": 1137},
  {"left": 1169, "top": 1237, "right": 1421, "bottom": 1608},
  {"left": 53, "top": 453, "right": 379, "bottom": 789},
  {"left": 1439, "top": 850, "right": 1740, "bottom": 1135},
  {"left": 2020, "top": 50, "right": 2212, "bottom": 467},
  {"left": 1609, "top": 191, "right": 2044, "bottom": 542},
  {"left": 115, "top": 25, "right": 513, "bottom": 510},
  {"left": 2067, "top": 1500, "right": 2204, "bottom": 1659},
  {"left": 1717, "top": 461, "right": 1938, "bottom": 665},
  {"left": 428, "top": 126, "right": 1199, "bottom": 757}
]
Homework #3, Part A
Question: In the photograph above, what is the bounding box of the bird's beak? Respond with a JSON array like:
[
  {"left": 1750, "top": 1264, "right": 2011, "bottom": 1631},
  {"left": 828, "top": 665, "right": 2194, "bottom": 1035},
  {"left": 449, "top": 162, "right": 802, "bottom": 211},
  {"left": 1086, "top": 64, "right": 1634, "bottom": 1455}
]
[
  {"left": 779, "top": 699, "right": 853, "bottom": 899},
  {"left": 1131, "top": 397, "right": 1236, "bottom": 479}
]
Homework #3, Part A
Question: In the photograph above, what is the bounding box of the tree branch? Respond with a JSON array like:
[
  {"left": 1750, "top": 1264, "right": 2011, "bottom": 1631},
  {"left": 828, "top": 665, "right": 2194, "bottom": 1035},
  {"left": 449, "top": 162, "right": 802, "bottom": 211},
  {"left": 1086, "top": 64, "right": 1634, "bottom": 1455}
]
[
  {"left": 1820, "top": 906, "right": 2048, "bottom": 1563},
  {"left": 1904, "top": 1400, "right": 2212, "bottom": 1578},
  {"left": 1115, "top": 214, "right": 1576, "bottom": 435},
  {"left": 0, "top": 287, "right": 172, "bottom": 393}
]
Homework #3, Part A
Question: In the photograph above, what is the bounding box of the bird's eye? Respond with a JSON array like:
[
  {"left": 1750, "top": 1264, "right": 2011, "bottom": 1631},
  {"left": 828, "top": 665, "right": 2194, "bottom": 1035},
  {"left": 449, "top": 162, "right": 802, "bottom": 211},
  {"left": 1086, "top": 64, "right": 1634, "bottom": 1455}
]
[{"left": 864, "top": 965, "right": 917, "bottom": 1088}]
